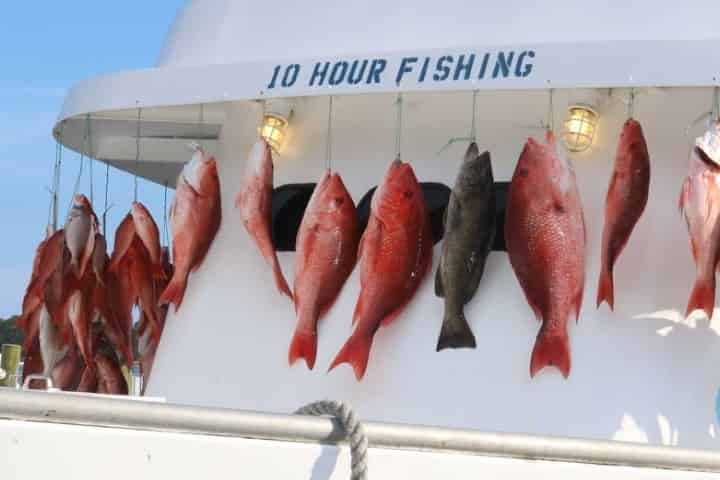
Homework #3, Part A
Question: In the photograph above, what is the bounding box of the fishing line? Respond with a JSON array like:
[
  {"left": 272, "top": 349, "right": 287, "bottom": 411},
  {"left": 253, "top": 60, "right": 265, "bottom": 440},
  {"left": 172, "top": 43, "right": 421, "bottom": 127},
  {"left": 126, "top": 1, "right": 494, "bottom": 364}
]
[
  {"left": 712, "top": 86, "right": 719, "bottom": 123},
  {"left": 163, "top": 180, "right": 169, "bottom": 247},
  {"left": 86, "top": 114, "right": 94, "bottom": 204},
  {"left": 546, "top": 88, "right": 555, "bottom": 132},
  {"left": 134, "top": 104, "right": 142, "bottom": 202},
  {"left": 395, "top": 93, "right": 403, "bottom": 160},
  {"left": 197, "top": 103, "right": 205, "bottom": 147},
  {"left": 325, "top": 96, "right": 334, "bottom": 171},
  {"left": 103, "top": 162, "right": 110, "bottom": 237},
  {"left": 67, "top": 136, "right": 85, "bottom": 216},
  {"left": 470, "top": 89, "right": 478, "bottom": 143},
  {"left": 628, "top": 88, "right": 636, "bottom": 119},
  {"left": 53, "top": 122, "right": 63, "bottom": 230}
]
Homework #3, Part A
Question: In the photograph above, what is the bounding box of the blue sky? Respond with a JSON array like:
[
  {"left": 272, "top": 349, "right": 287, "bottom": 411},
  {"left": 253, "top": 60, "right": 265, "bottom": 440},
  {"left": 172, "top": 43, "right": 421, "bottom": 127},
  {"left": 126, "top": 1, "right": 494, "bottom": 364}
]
[{"left": 0, "top": 1, "right": 186, "bottom": 317}]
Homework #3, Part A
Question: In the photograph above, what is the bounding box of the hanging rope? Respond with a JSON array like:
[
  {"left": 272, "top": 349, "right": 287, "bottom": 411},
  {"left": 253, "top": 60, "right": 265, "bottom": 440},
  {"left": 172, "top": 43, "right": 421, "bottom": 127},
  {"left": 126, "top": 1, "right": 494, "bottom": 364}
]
[
  {"left": 295, "top": 400, "right": 368, "bottom": 480},
  {"left": 628, "top": 88, "right": 636, "bottom": 120},
  {"left": 712, "top": 86, "right": 719, "bottom": 123},
  {"left": 102, "top": 162, "right": 110, "bottom": 237},
  {"left": 134, "top": 104, "right": 142, "bottom": 202},
  {"left": 67, "top": 139, "right": 85, "bottom": 215},
  {"left": 470, "top": 90, "right": 478, "bottom": 142},
  {"left": 85, "top": 114, "right": 94, "bottom": 204},
  {"left": 163, "top": 181, "right": 169, "bottom": 247},
  {"left": 326, "top": 96, "right": 334, "bottom": 171},
  {"left": 197, "top": 103, "right": 205, "bottom": 148},
  {"left": 546, "top": 88, "right": 555, "bottom": 132},
  {"left": 394, "top": 93, "right": 403, "bottom": 160}
]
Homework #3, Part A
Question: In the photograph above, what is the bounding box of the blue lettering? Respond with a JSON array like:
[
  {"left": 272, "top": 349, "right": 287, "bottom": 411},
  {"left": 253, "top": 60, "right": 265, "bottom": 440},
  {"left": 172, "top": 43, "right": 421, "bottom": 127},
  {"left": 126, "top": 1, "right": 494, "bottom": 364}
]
[
  {"left": 396, "top": 57, "right": 418, "bottom": 85},
  {"left": 330, "top": 61, "right": 349, "bottom": 85},
  {"left": 348, "top": 60, "right": 368, "bottom": 85},
  {"left": 282, "top": 64, "right": 300, "bottom": 87},
  {"left": 418, "top": 57, "right": 430, "bottom": 82},
  {"left": 515, "top": 50, "right": 535, "bottom": 77},
  {"left": 477, "top": 53, "right": 490, "bottom": 79},
  {"left": 493, "top": 51, "right": 515, "bottom": 79},
  {"left": 367, "top": 59, "right": 387, "bottom": 84},
  {"left": 267, "top": 65, "right": 281, "bottom": 89},
  {"left": 310, "top": 62, "right": 330, "bottom": 86},
  {"left": 433, "top": 56, "right": 454, "bottom": 81},
  {"left": 453, "top": 54, "right": 475, "bottom": 81}
]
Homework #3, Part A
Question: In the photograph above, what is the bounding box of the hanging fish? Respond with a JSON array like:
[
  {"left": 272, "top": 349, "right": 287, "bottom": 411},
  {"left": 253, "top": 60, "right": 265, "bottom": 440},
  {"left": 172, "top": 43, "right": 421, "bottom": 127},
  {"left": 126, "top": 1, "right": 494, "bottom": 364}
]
[
  {"left": 131, "top": 201, "right": 164, "bottom": 278},
  {"left": 51, "top": 346, "right": 82, "bottom": 391},
  {"left": 127, "top": 239, "right": 162, "bottom": 342},
  {"left": 65, "top": 274, "right": 96, "bottom": 369},
  {"left": 92, "top": 233, "right": 108, "bottom": 286},
  {"left": 679, "top": 146, "right": 720, "bottom": 319},
  {"left": 696, "top": 120, "right": 720, "bottom": 166},
  {"left": 289, "top": 170, "right": 360, "bottom": 369},
  {"left": 235, "top": 138, "right": 293, "bottom": 299},
  {"left": 329, "top": 159, "right": 433, "bottom": 380},
  {"left": 505, "top": 132, "right": 586, "bottom": 379},
  {"left": 95, "top": 352, "right": 128, "bottom": 395},
  {"left": 64, "top": 194, "right": 98, "bottom": 279},
  {"left": 160, "top": 146, "right": 222, "bottom": 310},
  {"left": 435, "top": 143, "right": 496, "bottom": 351},
  {"left": 108, "top": 213, "right": 136, "bottom": 273},
  {"left": 38, "top": 304, "right": 67, "bottom": 376},
  {"left": 596, "top": 119, "right": 651, "bottom": 310},
  {"left": 19, "top": 229, "right": 65, "bottom": 330}
]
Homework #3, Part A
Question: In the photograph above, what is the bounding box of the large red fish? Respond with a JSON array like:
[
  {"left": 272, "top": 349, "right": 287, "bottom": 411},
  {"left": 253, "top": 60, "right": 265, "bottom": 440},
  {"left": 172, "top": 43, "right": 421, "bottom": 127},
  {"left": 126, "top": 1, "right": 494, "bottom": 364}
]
[
  {"left": 160, "top": 146, "right": 222, "bottom": 310},
  {"left": 19, "top": 229, "right": 65, "bottom": 330},
  {"left": 329, "top": 159, "right": 433, "bottom": 380},
  {"left": 597, "top": 119, "right": 651, "bottom": 309},
  {"left": 235, "top": 138, "right": 292, "bottom": 299},
  {"left": 108, "top": 213, "right": 136, "bottom": 273},
  {"left": 679, "top": 146, "right": 720, "bottom": 319},
  {"left": 505, "top": 132, "right": 586, "bottom": 379},
  {"left": 289, "top": 170, "right": 359, "bottom": 369}
]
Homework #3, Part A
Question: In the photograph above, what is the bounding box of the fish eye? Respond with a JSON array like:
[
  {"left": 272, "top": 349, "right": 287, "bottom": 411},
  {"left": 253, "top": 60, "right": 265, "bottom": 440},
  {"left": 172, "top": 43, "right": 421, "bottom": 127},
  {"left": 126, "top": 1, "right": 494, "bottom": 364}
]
[{"left": 334, "top": 197, "right": 344, "bottom": 206}]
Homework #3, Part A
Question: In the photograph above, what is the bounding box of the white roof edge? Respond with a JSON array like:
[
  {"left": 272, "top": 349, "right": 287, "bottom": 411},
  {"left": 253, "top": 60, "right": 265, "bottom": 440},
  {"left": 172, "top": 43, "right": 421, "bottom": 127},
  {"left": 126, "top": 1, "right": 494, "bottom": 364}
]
[{"left": 56, "top": 38, "right": 720, "bottom": 131}]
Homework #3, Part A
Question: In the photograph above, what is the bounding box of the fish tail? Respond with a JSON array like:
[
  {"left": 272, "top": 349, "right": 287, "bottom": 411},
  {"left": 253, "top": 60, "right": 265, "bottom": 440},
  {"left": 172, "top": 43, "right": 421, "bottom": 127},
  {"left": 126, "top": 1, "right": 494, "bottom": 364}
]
[
  {"left": 595, "top": 268, "right": 615, "bottom": 311},
  {"left": 686, "top": 274, "right": 716, "bottom": 319},
  {"left": 288, "top": 329, "right": 317, "bottom": 370},
  {"left": 436, "top": 308, "right": 476, "bottom": 351},
  {"left": 158, "top": 272, "right": 188, "bottom": 311},
  {"left": 272, "top": 260, "right": 293, "bottom": 300},
  {"left": 530, "top": 328, "right": 571, "bottom": 379},
  {"left": 328, "top": 332, "right": 373, "bottom": 381}
]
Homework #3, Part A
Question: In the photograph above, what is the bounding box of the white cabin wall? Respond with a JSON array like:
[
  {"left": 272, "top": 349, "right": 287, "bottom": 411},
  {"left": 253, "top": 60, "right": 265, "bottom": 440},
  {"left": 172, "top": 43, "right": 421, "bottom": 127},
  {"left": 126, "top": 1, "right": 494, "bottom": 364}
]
[{"left": 148, "top": 88, "right": 720, "bottom": 449}]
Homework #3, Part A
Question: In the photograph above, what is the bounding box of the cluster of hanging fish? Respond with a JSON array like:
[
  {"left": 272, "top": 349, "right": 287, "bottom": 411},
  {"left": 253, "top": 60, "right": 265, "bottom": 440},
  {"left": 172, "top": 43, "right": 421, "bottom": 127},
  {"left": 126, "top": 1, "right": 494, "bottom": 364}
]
[
  {"left": 238, "top": 134, "right": 432, "bottom": 380},
  {"left": 236, "top": 94, "right": 720, "bottom": 382},
  {"left": 18, "top": 142, "right": 222, "bottom": 393}
]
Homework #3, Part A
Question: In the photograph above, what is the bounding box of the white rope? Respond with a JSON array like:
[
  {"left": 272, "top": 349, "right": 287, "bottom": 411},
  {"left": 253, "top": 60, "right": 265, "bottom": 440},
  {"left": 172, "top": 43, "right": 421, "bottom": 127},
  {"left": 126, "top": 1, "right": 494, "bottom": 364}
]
[
  {"left": 326, "top": 96, "right": 334, "bottom": 171},
  {"left": 394, "top": 93, "right": 403, "bottom": 160},
  {"left": 295, "top": 400, "right": 368, "bottom": 480},
  {"left": 134, "top": 104, "right": 142, "bottom": 202}
]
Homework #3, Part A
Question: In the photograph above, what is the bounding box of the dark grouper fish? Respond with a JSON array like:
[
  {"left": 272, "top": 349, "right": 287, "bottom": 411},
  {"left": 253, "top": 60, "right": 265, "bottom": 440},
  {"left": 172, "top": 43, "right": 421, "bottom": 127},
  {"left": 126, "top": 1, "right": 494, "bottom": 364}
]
[{"left": 435, "top": 143, "right": 496, "bottom": 350}]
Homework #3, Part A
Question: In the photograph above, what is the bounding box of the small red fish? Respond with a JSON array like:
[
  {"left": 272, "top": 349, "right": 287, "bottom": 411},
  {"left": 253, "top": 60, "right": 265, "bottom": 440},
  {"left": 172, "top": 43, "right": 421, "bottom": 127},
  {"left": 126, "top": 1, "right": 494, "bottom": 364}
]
[
  {"left": 597, "top": 119, "right": 651, "bottom": 310},
  {"left": 95, "top": 353, "right": 128, "bottom": 395},
  {"left": 679, "top": 146, "right": 720, "bottom": 319},
  {"left": 65, "top": 273, "right": 96, "bottom": 369},
  {"left": 329, "top": 159, "right": 433, "bottom": 380},
  {"left": 505, "top": 132, "right": 586, "bottom": 379},
  {"left": 160, "top": 146, "right": 222, "bottom": 310},
  {"left": 131, "top": 201, "right": 165, "bottom": 278},
  {"left": 64, "top": 194, "right": 97, "bottom": 279},
  {"left": 289, "top": 170, "right": 359, "bottom": 369},
  {"left": 236, "top": 138, "right": 292, "bottom": 299},
  {"left": 109, "top": 214, "right": 136, "bottom": 273}
]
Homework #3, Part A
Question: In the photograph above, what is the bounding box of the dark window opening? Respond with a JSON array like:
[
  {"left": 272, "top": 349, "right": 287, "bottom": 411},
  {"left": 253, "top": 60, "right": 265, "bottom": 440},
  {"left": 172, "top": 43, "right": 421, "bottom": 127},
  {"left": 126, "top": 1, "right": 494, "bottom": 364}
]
[{"left": 271, "top": 182, "right": 509, "bottom": 252}]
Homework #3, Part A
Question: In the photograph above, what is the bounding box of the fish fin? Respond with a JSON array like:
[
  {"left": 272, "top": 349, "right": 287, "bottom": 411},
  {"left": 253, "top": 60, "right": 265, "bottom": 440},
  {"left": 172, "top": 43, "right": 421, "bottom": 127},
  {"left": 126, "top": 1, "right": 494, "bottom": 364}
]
[
  {"left": 436, "top": 309, "right": 476, "bottom": 351},
  {"left": 288, "top": 330, "right": 317, "bottom": 370},
  {"left": 272, "top": 260, "right": 293, "bottom": 300},
  {"left": 686, "top": 275, "right": 715, "bottom": 319},
  {"left": 434, "top": 264, "right": 445, "bottom": 298},
  {"left": 328, "top": 332, "right": 372, "bottom": 380},
  {"left": 158, "top": 272, "right": 189, "bottom": 311},
  {"left": 596, "top": 268, "right": 615, "bottom": 311},
  {"left": 530, "top": 329, "right": 571, "bottom": 379}
]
